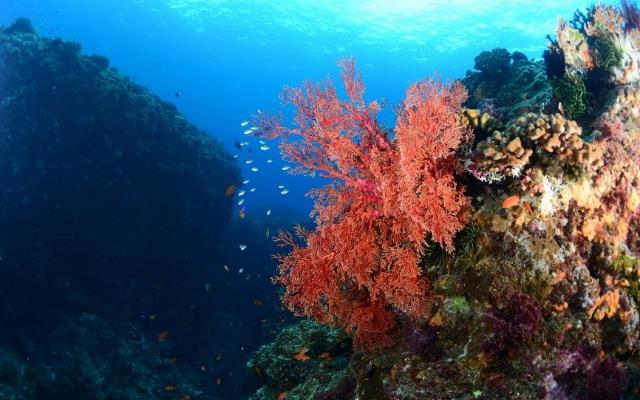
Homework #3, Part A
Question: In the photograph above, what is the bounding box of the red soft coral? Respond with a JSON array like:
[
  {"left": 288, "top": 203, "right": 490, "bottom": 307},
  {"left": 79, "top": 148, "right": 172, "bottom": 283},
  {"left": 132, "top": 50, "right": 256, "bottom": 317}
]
[
  {"left": 259, "top": 59, "right": 471, "bottom": 350},
  {"left": 395, "top": 79, "right": 472, "bottom": 251}
]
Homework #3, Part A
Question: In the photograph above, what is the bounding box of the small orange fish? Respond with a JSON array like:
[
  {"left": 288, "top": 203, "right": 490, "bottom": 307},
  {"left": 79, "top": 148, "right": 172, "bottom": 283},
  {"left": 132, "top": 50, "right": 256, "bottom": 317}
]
[
  {"left": 158, "top": 330, "right": 170, "bottom": 343},
  {"left": 253, "top": 299, "right": 263, "bottom": 307},
  {"left": 278, "top": 392, "right": 287, "bottom": 400},
  {"left": 254, "top": 365, "right": 263, "bottom": 380},
  {"left": 522, "top": 200, "right": 533, "bottom": 213},
  {"left": 293, "top": 347, "right": 310, "bottom": 362},
  {"left": 239, "top": 207, "right": 246, "bottom": 218},
  {"left": 318, "top": 352, "right": 332, "bottom": 364},
  {"left": 501, "top": 194, "right": 520, "bottom": 209},
  {"left": 224, "top": 185, "right": 237, "bottom": 197},
  {"left": 164, "top": 385, "right": 177, "bottom": 392},
  {"left": 180, "top": 395, "right": 190, "bottom": 400}
]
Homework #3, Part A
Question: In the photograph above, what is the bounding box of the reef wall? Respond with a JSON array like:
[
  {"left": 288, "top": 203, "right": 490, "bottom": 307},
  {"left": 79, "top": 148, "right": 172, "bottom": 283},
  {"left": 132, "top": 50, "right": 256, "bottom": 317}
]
[{"left": 0, "top": 18, "right": 246, "bottom": 400}]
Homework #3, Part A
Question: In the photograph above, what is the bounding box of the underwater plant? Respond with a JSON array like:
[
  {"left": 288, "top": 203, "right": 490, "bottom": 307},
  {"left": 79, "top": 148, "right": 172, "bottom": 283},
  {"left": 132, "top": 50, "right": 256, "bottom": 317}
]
[
  {"left": 551, "top": 72, "right": 588, "bottom": 119},
  {"left": 256, "top": 59, "right": 471, "bottom": 350},
  {"left": 593, "top": 35, "right": 623, "bottom": 72}
]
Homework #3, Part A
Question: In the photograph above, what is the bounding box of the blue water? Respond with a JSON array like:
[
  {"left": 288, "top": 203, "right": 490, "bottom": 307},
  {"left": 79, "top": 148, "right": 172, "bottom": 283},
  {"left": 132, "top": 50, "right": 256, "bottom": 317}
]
[{"left": 0, "top": 0, "right": 598, "bottom": 221}]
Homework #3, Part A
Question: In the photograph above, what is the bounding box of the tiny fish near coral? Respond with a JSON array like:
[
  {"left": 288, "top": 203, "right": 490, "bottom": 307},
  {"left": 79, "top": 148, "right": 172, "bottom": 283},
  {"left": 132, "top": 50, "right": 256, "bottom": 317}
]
[
  {"left": 293, "top": 347, "right": 310, "bottom": 361},
  {"left": 501, "top": 194, "right": 520, "bottom": 208}
]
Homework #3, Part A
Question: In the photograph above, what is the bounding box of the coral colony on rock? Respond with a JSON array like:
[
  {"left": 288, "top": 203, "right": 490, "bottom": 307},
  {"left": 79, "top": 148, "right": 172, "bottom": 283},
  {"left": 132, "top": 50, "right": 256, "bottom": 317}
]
[
  {"left": 2, "top": 2, "right": 640, "bottom": 400},
  {"left": 247, "top": 3, "right": 640, "bottom": 400}
]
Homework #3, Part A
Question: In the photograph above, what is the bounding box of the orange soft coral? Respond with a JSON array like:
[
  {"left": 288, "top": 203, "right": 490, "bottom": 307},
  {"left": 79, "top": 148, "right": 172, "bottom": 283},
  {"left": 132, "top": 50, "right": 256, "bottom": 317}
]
[{"left": 259, "top": 59, "right": 471, "bottom": 350}]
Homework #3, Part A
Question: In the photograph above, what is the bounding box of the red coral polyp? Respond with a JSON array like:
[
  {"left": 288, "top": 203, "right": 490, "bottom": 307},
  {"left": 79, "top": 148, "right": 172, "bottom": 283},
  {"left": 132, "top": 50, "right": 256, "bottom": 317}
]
[{"left": 261, "top": 59, "right": 472, "bottom": 350}]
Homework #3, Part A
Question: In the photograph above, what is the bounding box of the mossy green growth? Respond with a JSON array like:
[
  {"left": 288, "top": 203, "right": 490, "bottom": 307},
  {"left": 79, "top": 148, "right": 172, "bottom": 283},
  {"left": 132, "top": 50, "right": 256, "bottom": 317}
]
[
  {"left": 445, "top": 296, "right": 471, "bottom": 315},
  {"left": 611, "top": 252, "right": 638, "bottom": 275},
  {"left": 551, "top": 72, "right": 588, "bottom": 119},
  {"left": 610, "top": 253, "right": 640, "bottom": 311},
  {"left": 593, "top": 35, "right": 623, "bottom": 72},
  {"left": 568, "top": 27, "right": 586, "bottom": 43}
]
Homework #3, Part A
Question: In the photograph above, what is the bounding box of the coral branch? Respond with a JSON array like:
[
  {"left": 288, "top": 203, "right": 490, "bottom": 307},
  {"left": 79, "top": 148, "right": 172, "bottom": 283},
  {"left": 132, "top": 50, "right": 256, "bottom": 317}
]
[{"left": 259, "top": 59, "right": 471, "bottom": 350}]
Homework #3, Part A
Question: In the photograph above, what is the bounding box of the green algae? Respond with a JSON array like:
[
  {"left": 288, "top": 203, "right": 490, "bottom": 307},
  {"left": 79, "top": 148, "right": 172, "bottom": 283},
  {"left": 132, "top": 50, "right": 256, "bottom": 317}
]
[
  {"left": 446, "top": 296, "right": 471, "bottom": 315},
  {"left": 551, "top": 72, "right": 588, "bottom": 119},
  {"left": 593, "top": 35, "right": 623, "bottom": 72}
]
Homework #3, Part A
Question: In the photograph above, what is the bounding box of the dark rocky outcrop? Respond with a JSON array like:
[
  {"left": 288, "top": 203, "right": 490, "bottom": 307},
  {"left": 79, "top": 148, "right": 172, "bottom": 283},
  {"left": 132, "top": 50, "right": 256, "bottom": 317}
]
[{"left": 0, "top": 18, "right": 243, "bottom": 399}]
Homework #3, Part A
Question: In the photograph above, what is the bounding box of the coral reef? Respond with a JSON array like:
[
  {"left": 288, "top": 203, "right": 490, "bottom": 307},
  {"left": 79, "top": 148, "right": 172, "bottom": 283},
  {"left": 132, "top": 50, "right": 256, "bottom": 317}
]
[
  {"left": 468, "top": 111, "right": 603, "bottom": 182},
  {"left": 247, "top": 320, "right": 353, "bottom": 400},
  {"left": 472, "top": 48, "right": 512, "bottom": 83},
  {"left": 253, "top": 3, "right": 640, "bottom": 399},
  {"left": 37, "top": 314, "right": 203, "bottom": 400},
  {"left": 462, "top": 48, "right": 552, "bottom": 122},
  {"left": 0, "top": 17, "right": 240, "bottom": 324},
  {"left": 542, "top": 4, "right": 640, "bottom": 124},
  {"left": 0, "top": 314, "right": 209, "bottom": 400}
]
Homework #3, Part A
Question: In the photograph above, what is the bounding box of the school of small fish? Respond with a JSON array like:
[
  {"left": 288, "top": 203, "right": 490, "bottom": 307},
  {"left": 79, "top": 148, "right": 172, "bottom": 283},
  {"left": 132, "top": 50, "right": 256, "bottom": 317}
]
[
  {"left": 233, "top": 119, "right": 295, "bottom": 202},
  {"left": 221, "top": 118, "right": 303, "bottom": 275},
  {"left": 203, "top": 116, "right": 328, "bottom": 395},
  {"left": 158, "top": 137, "right": 311, "bottom": 393}
]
